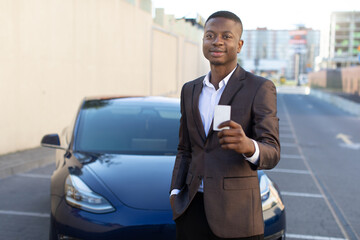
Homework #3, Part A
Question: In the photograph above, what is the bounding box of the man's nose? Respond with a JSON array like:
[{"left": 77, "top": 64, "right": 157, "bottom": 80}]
[{"left": 212, "top": 35, "right": 223, "bottom": 45}]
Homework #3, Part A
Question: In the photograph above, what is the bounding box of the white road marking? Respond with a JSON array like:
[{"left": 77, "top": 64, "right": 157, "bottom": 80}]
[
  {"left": 286, "top": 233, "right": 346, "bottom": 240},
  {"left": 281, "top": 191, "right": 324, "bottom": 198},
  {"left": 0, "top": 210, "right": 50, "bottom": 218},
  {"left": 339, "top": 143, "right": 360, "bottom": 150},
  {"left": 336, "top": 134, "right": 360, "bottom": 150},
  {"left": 269, "top": 168, "right": 310, "bottom": 174},
  {"left": 281, "top": 154, "right": 302, "bottom": 159},
  {"left": 336, "top": 133, "right": 353, "bottom": 145},
  {"left": 17, "top": 173, "right": 51, "bottom": 179}
]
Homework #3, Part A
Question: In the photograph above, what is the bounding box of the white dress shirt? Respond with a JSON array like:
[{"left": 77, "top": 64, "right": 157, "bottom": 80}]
[{"left": 171, "top": 67, "right": 260, "bottom": 195}]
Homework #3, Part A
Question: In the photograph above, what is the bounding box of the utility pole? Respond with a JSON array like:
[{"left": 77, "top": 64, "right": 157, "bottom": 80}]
[{"left": 294, "top": 53, "right": 300, "bottom": 85}]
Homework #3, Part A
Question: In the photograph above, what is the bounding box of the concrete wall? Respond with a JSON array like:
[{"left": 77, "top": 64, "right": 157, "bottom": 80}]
[
  {"left": 0, "top": 0, "right": 209, "bottom": 155},
  {"left": 342, "top": 66, "right": 360, "bottom": 95},
  {"left": 308, "top": 71, "right": 327, "bottom": 88},
  {"left": 309, "top": 66, "right": 360, "bottom": 95}
]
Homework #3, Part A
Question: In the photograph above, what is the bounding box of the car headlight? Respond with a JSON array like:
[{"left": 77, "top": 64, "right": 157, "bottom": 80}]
[
  {"left": 260, "top": 173, "right": 285, "bottom": 211},
  {"left": 260, "top": 174, "right": 270, "bottom": 201},
  {"left": 65, "top": 174, "right": 115, "bottom": 213}
]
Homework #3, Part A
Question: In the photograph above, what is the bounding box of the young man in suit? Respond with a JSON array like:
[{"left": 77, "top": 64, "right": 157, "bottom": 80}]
[{"left": 170, "top": 11, "right": 280, "bottom": 240}]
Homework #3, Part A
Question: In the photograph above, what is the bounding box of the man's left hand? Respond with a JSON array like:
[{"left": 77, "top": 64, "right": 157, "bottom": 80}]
[{"left": 217, "top": 120, "right": 255, "bottom": 157}]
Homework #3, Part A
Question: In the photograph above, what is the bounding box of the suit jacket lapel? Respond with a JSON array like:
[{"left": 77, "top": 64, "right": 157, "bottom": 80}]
[
  {"left": 218, "top": 65, "right": 246, "bottom": 105},
  {"left": 192, "top": 79, "right": 206, "bottom": 142},
  {"left": 207, "top": 65, "right": 246, "bottom": 138}
]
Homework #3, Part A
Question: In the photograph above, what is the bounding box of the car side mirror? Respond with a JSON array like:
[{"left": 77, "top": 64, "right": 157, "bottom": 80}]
[{"left": 41, "top": 134, "right": 64, "bottom": 149}]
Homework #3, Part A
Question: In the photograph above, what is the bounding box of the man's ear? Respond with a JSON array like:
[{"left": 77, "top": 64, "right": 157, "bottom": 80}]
[{"left": 237, "top": 39, "right": 244, "bottom": 53}]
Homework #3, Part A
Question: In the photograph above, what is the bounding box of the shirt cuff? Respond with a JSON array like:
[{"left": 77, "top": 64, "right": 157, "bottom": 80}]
[
  {"left": 170, "top": 189, "right": 180, "bottom": 197},
  {"left": 242, "top": 139, "right": 260, "bottom": 165}
]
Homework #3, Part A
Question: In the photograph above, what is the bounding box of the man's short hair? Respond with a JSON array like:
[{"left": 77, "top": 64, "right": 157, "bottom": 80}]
[
  {"left": 205, "top": 11, "right": 243, "bottom": 37},
  {"left": 205, "top": 11, "right": 242, "bottom": 26}
]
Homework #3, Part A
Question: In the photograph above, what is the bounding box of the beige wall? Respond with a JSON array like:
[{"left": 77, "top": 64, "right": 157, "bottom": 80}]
[
  {"left": 308, "top": 71, "right": 327, "bottom": 88},
  {"left": 0, "top": 0, "right": 209, "bottom": 155},
  {"left": 342, "top": 66, "right": 360, "bottom": 95},
  {"left": 309, "top": 66, "right": 360, "bottom": 95}
]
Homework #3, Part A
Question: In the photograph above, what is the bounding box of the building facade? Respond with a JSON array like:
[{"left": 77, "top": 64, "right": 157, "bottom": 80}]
[
  {"left": 239, "top": 28, "right": 320, "bottom": 81},
  {"left": 328, "top": 11, "right": 360, "bottom": 68},
  {"left": 0, "top": 0, "right": 209, "bottom": 155}
]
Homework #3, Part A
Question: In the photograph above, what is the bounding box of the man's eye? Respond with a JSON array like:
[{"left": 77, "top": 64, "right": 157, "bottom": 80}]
[
  {"left": 223, "top": 35, "right": 232, "bottom": 39},
  {"left": 205, "top": 34, "right": 214, "bottom": 39}
]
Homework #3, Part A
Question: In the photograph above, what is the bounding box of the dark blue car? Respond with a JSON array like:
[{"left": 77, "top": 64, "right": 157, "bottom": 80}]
[{"left": 41, "top": 96, "right": 286, "bottom": 240}]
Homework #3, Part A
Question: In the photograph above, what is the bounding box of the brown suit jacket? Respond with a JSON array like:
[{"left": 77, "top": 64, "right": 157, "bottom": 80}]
[{"left": 170, "top": 65, "right": 280, "bottom": 238}]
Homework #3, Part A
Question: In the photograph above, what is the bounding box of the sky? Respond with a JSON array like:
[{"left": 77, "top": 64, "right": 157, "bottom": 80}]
[{"left": 152, "top": 0, "right": 360, "bottom": 31}]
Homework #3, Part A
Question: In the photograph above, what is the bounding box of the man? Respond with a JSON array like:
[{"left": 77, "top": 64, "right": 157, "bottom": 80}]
[{"left": 170, "top": 11, "right": 280, "bottom": 240}]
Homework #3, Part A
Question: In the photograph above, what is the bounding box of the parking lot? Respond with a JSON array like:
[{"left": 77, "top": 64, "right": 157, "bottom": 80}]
[
  {"left": 0, "top": 88, "right": 359, "bottom": 239},
  {"left": 267, "top": 95, "right": 342, "bottom": 239}
]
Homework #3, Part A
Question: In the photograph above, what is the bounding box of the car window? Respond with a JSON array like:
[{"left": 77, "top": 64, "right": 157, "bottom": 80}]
[{"left": 75, "top": 99, "right": 180, "bottom": 155}]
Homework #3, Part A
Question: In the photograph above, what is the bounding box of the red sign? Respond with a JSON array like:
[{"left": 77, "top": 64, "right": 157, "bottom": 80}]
[{"left": 289, "top": 30, "right": 307, "bottom": 45}]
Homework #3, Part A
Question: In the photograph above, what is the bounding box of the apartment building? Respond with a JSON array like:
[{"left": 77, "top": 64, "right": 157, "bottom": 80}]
[
  {"left": 239, "top": 27, "right": 320, "bottom": 80},
  {"left": 328, "top": 11, "right": 360, "bottom": 68}
]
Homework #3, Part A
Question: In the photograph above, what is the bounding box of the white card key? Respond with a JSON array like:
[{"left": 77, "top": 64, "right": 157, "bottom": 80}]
[{"left": 213, "top": 105, "right": 231, "bottom": 131}]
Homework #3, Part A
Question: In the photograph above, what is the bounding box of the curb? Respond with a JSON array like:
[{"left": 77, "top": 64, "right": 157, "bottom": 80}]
[
  {"left": 310, "top": 89, "right": 360, "bottom": 117},
  {"left": 0, "top": 147, "right": 55, "bottom": 180}
]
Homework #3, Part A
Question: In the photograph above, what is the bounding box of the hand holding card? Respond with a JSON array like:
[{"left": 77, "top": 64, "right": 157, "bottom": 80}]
[{"left": 213, "top": 105, "right": 231, "bottom": 131}]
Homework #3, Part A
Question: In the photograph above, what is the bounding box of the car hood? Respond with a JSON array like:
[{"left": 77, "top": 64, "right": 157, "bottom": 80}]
[{"left": 79, "top": 153, "right": 175, "bottom": 211}]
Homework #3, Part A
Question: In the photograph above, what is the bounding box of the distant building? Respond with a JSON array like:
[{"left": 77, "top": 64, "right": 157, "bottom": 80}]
[
  {"left": 328, "top": 11, "right": 360, "bottom": 68},
  {"left": 239, "top": 27, "right": 320, "bottom": 80}
]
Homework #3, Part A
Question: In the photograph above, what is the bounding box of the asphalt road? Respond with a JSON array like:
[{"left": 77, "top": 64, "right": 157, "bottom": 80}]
[
  {"left": 0, "top": 86, "right": 359, "bottom": 240},
  {"left": 0, "top": 164, "right": 53, "bottom": 239},
  {"left": 268, "top": 86, "right": 360, "bottom": 240}
]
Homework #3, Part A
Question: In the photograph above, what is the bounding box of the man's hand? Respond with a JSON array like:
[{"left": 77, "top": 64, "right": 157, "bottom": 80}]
[{"left": 217, "top": 120, "right": 255, "bottom": 157}]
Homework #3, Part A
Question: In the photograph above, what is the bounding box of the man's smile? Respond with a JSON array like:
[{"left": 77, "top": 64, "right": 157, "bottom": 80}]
[{"left": 209, "top": 49, "right": 226, "bottom": 57}]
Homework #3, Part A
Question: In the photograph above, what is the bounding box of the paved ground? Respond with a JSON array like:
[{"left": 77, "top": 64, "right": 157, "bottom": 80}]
[
  {"left": 0, "top": 147, "right": 55, "bottom": 180},
  {"left": 0, "top": 163, "right": 53, "bottom": 240},
  {"left": 325, "top": 89, "right": 360, "bottom": 104},
  {"left": 270, "top": 87, "right": 360, "bottom": 239}
]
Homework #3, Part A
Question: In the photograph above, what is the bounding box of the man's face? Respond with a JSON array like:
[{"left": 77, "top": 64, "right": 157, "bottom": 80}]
[{"left": 202, "top": 17, "right": 243, "bottom": 67}]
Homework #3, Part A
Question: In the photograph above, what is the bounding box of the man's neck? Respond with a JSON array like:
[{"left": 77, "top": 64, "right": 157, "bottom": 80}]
[{"left": 209, "top": 63, "right": 237, "bottom": 90}]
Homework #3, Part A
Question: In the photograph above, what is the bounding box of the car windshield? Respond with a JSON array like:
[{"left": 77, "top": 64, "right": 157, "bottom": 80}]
[{"left": 75, "top": 98, "right": 180, "bottom": 155}]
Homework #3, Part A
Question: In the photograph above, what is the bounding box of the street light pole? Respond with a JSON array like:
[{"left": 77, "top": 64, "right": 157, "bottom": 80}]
[{"left": 295, "top": 53, "right": 300, "bottom": 85}]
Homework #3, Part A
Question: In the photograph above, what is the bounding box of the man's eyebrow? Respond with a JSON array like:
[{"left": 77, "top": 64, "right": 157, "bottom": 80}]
[
  {"left": 205, "top": 30, "right": 234, "bottom": 34},
  {"left": 222, "top": 31, "right": 234, "bottom": 34}
]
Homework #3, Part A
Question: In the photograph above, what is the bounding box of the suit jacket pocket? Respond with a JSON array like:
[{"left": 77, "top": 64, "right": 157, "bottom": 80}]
[{"left": 223, "top": 176, "right": 258, "bottom": 190}]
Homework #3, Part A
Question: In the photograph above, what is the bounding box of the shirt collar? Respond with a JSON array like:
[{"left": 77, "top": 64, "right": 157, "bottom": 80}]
[{"left": 203, "top": 66, "right": 237, "bottom": 89}]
